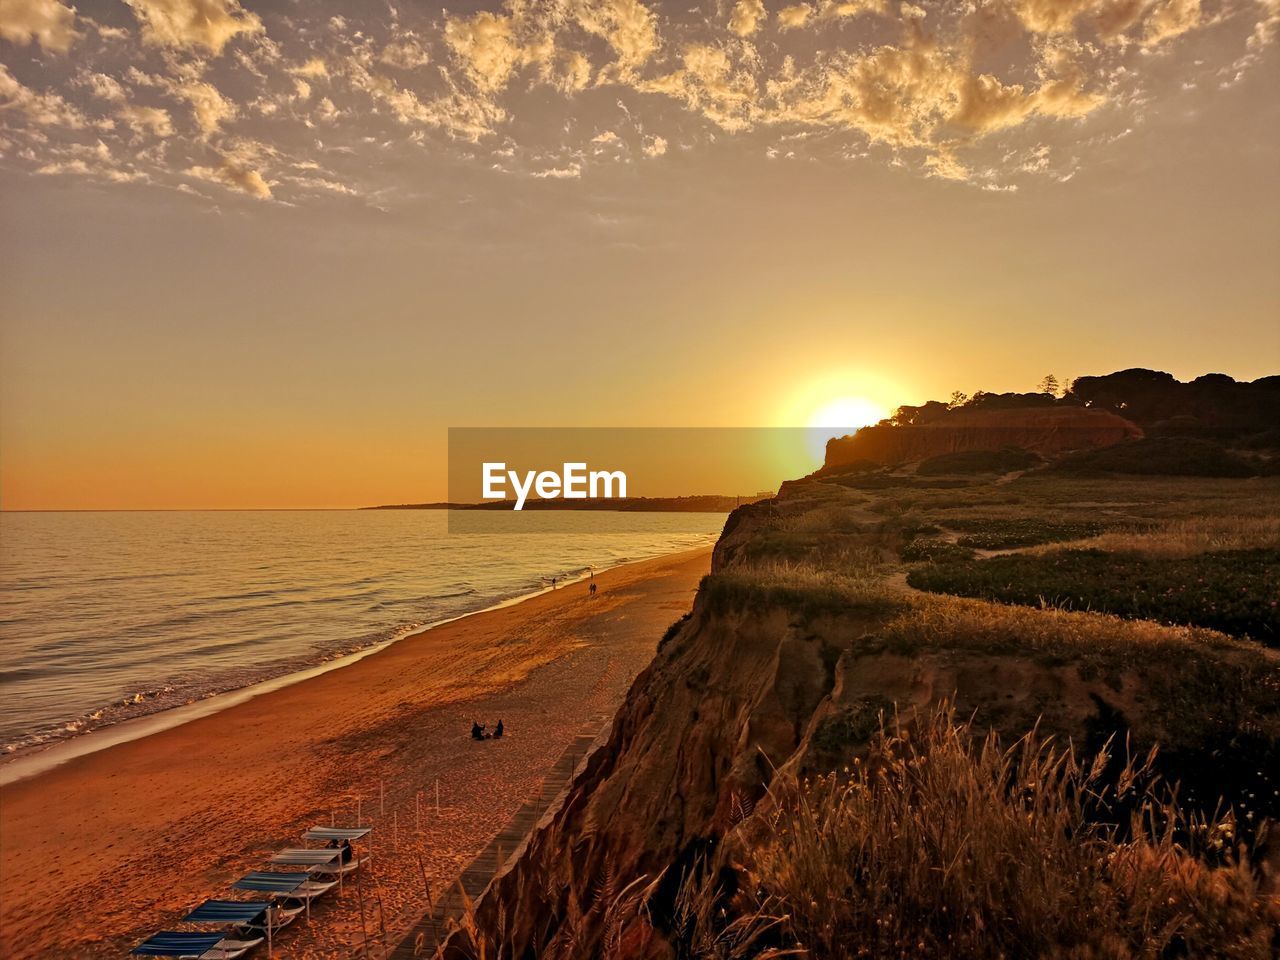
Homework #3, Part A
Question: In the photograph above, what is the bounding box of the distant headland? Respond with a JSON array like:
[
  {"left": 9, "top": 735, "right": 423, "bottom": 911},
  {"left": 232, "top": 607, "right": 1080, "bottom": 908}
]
[{"left": 362, "top": 494, "right": 773, "bottom": 512}]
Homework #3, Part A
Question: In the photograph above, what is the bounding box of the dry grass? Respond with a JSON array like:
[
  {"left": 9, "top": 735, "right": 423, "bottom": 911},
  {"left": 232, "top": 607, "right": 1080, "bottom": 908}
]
[
  {"left": 1030, "top": 516, "right": 1280, "bottom": 559},
  {"left": 702, "top": 557, "right": 901, "bottom": 619},
  {"left": 731, "top": 705, "right": 1278, "bottom": 959},
  {"left": 441, "top": 705, "right": 1278, "bottom": 960},
  {"left": 881, "top": 592, "right": 1251, "bottom": 660}
]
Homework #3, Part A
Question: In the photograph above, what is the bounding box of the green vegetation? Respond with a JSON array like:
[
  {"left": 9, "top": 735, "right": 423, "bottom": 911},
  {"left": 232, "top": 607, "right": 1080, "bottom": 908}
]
[
  {"left": 916, "top": 447, "right": 1040, "bottom": 475},
  {"left": 1051, "top": 437, "right": 1258, "bottom": 477},
  {"left": 906, "top": 548, "right": 1279, "bottom": 643},
  {"left": 898, "top": 537, "right": 974, "bottom": 563},
  {"left": 944, "top": 516, "right": 1106, "bottom": 549}
]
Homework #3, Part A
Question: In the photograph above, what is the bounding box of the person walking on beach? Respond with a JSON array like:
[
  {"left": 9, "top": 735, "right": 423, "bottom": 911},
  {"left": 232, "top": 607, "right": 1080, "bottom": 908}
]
[
  {"left": 551, "top": 576, "right": 558, "bottom": 590},
  {"left": 589, "top": 582, "right": 597, "bottom": 598}
]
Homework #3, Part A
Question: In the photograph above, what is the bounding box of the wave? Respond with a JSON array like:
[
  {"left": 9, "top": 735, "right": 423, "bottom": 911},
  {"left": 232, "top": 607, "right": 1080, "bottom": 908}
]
[{"left": 0, "top": 515, "right": 725, "bottom": 761}]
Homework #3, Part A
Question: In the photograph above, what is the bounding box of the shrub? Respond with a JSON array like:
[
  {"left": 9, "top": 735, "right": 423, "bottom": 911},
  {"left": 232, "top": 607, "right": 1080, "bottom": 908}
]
[
  {"left": 944, "top": 516, "right": 1105, "bottom": 549},
  {"left": 898, "top": 538, "right": 975, "bottom": 563},
  {"left": 732, "top": 706, "right": 1277, "bottom": 960},
  {"left": 917, "top": 447, "right": 1041, "bottom": 476},
  {"left": 905, "top": 548, "right": 1279, "bottom": 643},
  {"left": 1051, "top": 438, "right": 1257, "bottom": 477}
]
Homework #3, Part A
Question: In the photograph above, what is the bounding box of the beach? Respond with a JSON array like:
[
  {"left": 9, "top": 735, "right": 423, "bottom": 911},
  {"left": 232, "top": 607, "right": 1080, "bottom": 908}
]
[{"left": 0, "top": 546, "right": 711, "bottom": 959}]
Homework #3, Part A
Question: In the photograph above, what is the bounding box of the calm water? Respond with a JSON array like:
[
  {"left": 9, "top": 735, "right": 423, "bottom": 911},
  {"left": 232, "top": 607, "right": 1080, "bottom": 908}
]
[{"left": 0, "top": 510, "right": 725, "bottom": 753}]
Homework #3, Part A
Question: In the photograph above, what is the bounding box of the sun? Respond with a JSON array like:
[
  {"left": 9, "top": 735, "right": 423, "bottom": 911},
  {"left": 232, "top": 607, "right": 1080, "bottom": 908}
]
[{"left": 807, "top": 396, "right": 888, "bottom": 436}]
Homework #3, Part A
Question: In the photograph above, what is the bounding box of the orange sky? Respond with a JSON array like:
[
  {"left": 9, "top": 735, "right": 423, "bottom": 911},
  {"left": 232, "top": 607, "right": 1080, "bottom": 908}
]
[{"left": 1, "top": 0, "right": 1278, "bottom": 509}]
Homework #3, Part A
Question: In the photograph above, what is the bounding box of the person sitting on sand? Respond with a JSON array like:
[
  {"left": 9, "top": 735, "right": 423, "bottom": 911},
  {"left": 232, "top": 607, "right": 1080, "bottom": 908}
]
[
  {"left": 327, "top": 838, "right": 354, "bottom": 864},
  {"left": 471, "top": 720, "right": 486, "bottom": 740},
  {"left": 494, "top": 719, "right": 504, "bottom": 739}
]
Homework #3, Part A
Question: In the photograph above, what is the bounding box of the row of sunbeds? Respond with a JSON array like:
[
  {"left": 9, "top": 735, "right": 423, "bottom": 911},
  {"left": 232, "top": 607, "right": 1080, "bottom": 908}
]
[{"left": 131, "top": 825, "right": 374, "bottom": 959}]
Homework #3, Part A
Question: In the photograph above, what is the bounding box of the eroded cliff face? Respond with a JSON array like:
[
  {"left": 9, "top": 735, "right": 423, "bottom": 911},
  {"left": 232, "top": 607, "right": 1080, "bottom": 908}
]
[
  {"left": 445, "top": 479, "right": 1272, "bottom": 959},
  {"left": 825, "top": 407, "right": 1142, "bottom": 469}
]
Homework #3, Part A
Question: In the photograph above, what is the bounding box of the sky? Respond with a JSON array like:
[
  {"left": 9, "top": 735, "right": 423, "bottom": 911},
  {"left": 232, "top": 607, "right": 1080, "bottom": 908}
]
[{"left": 1, "top": 0, "right": 1278, "bottom": 509}]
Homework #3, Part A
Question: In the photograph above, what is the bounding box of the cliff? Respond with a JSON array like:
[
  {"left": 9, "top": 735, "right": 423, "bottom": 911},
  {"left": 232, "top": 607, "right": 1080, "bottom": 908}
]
[
  {"left": 824, "top": 407, "right": 1142, "bottom": 469},
  {"left": 439, "top": 473, "right": 1280, "bottom": 958}
]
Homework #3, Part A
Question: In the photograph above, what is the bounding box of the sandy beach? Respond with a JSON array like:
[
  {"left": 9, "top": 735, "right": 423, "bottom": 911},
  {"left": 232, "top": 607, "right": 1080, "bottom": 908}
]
[{"left": 0, "top": 547, "right": 711, "bottom": 960}]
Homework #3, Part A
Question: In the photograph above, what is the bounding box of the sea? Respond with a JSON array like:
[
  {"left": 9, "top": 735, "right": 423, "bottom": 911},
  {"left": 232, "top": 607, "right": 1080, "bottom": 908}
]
[{"left": 0, "top": 510, "right": 725, "bottom": 757}]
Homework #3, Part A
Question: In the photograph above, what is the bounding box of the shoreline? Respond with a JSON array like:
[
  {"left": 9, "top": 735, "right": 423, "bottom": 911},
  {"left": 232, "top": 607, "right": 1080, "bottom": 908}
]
[
  {"left": 0, "top": 541, "right": 714, "bottom": 786},
  {"left": 0, "top": 545, "right": 713, "bottom": 960}
]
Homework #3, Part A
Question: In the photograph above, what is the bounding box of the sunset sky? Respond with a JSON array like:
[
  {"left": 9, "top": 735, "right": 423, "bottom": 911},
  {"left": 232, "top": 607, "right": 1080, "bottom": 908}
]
[{"left": 2, "top": 0, "right": 1278, "bottom": 509}]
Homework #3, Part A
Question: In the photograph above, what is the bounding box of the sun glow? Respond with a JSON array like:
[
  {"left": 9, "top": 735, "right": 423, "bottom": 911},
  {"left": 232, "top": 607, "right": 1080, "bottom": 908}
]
[{"left": 808, "top": 396, "right": 889, "bottom": 436}]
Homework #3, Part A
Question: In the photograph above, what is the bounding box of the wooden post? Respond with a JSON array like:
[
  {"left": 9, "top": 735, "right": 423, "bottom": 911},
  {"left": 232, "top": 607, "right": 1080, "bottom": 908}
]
[
  {"left": 416, "top": 851, "right": 435, "bottom": 942},
  {"left": 373, "top": 873, "right": 390, "bottom": 959},
  {"left": 356, "top": 869, "right": 370, "bottom": 957}
]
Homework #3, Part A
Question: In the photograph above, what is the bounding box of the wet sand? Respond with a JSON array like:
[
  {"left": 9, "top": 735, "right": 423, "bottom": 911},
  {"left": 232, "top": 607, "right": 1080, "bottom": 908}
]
[{"left": 0, "top": 547, "right": 711, "bottom": 959}]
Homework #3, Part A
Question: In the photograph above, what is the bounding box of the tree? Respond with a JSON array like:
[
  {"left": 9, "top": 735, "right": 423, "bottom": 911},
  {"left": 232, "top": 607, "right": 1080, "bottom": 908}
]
[
  {"left": 949, "top": 390, "right": 969, "bottom": 409},
  {"left": 1037, "top": 374, "right": 1060, "bottom": 397}
]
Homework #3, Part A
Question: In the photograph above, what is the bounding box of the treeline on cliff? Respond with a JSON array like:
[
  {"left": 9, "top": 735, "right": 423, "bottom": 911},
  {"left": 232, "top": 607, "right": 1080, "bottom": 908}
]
[{"left": 888, "top": 368, "right": 1280, "bottom": 443}]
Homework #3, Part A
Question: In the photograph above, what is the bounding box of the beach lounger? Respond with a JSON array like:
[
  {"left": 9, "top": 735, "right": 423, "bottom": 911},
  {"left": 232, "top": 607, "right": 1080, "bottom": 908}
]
[
  {"left": 299, "top": 825, "right": 373, "bottom": 878},
  {"left": 243, "top": 902, "right": 303, "bottom": 932},
  {"left": 184, "top": 899, "right": 298, "bottom": 940},
  {"left": 232, "top": 872, "right": 336, "bottom": 901},
  {"left": 132, "top": 931, "right": 262, "bottom": 959},
  {"left": 302, "top": 826, "right": 372, "bottom": 842},
  {"left": 231, "top": 871, "right": 337, "bottom": 923},
  {"left": 271, "top": 845, "right": 368, "bottom": 877}
]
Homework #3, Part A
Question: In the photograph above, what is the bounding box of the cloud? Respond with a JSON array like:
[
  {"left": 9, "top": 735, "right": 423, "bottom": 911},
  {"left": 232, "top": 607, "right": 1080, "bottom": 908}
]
[
  {"left": 124, "top": 0, "right": 263, "bottom": 55},
  {"left": 1142, "top": 0, "right": 1202, "bottom": 46},
  {"left": 0, "top": 0, "right": 1266, "bottom": 200},
  {"left": 817, "top": 0, "right": 886, "bottom": 17},
  {"left": 119, "top": 103, "right": 174, "bottom": 136},
  {"left": 346, "top": 62, "right": 505, "bottom": 141},
  {"left": 82, "top": 73, "right": 127, "bottom": 103},
  {"left": 572, "top": 0, "right": 659, "bottom": 81},
  {"left": 0, "top": 63, "right": 85, "bottom": 127},
  {"left": 778, "top": 4, "right": 815, "bottom": 29},
  {"left": 33, "top": 139, "right": 148, "bottom": 182},
  {"left": 291, "top": 58, "right": 329, "bottom": 79},
  {"left": 531, "top": 162, "right": 582, "bottom": 178},
  {"left": 380, "top": 38, "right": 431, "bottom": 70},
  {"left": 0, "top": 0, "right": 80, "bottom": 51},
  {"left": 729, "top": 0, "right": 766, "bottom": 37},
  {"left": 187, "top": 155, "right": 271, "bottom": 198},
  {"left": 444, "top": 10, "right": 523, "bottom": 91},
  {"left": 314, "top": 97, "right": 340, "bottom": 122},
  {"left": 175, "top": 79, "right": 236, "bottom": 138},
  {"left": 1010, "top": 0, "right": 1102, "bottom": 35},
  {"left": 924, "top": 150, "right": 969, "bottom": 181}
]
